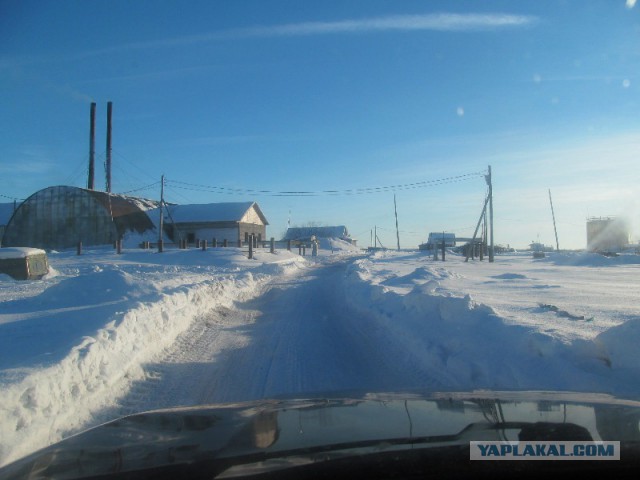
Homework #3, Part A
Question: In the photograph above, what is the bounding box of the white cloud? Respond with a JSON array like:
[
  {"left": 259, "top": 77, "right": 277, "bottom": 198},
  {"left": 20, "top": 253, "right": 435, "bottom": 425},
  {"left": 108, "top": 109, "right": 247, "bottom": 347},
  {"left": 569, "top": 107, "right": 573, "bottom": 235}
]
[
  {"left": 5, "top": 13, "right": 538, "bottom": 67},
  {"left": 626, "top": 0, "right": 636, "bottom": 9},
  {"left": 238, "top": 13, "right": 537, "bottom": 37}
]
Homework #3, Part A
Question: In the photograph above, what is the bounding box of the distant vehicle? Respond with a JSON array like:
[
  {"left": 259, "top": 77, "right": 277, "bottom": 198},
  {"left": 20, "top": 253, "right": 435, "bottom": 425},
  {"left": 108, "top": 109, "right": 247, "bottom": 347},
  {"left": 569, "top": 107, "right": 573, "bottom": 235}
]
[
  {"left": 1, "top": 390, "right": 638, "bottom": 479},
  {"left": 0, "top": 247, "right": 49, "bottom": 280}
]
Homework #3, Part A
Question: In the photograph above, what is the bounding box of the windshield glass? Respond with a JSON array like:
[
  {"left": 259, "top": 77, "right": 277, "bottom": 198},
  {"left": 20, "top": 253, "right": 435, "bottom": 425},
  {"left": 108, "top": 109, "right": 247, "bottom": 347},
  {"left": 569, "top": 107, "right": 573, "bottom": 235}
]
[{"left": 1, "top": 0, "right": 639, "bottom": 475}]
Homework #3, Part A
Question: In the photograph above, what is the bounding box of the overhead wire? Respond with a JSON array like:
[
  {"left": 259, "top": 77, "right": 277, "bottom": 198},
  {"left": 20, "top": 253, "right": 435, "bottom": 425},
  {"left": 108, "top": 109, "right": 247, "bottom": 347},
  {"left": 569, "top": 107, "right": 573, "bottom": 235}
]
[{"left": 166, "top": 171, "right": 486, "bottom": 198}]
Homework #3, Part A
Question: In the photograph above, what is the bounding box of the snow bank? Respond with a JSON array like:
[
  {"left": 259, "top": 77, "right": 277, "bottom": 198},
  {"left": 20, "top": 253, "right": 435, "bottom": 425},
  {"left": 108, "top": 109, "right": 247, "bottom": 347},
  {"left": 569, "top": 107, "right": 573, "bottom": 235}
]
[
  {"left": 0, "top": 247, "right": 305, "bottom": 467},
  {"left": 342, "top": 257, "right": 629, "bottom": 395},
  {"left": 542, "top": 251, "right": 640, "bottom": 267}
]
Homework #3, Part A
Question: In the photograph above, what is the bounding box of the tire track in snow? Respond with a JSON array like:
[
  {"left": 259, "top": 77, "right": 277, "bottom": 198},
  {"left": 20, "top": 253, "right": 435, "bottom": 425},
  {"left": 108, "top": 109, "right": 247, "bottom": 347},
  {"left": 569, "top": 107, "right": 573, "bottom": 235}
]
[{"left": 101, "top": 261, "right": 441, "bottom": 421}]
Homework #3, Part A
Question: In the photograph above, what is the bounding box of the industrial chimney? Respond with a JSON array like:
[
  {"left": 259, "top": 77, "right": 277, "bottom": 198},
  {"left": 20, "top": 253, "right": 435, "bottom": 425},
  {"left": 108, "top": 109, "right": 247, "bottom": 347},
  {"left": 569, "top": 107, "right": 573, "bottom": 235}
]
[
  {"left": 106, "top": 101, "right": 112, "bottom": 193},
  {"left": 87, "top": 102, "right": 96, "bottom": 190}
]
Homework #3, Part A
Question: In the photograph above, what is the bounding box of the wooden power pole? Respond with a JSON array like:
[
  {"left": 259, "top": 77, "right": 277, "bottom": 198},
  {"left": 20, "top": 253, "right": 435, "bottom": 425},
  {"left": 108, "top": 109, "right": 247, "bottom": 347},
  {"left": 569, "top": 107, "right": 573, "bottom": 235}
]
[
  {"left": 394, "top": 194, "right": 400, "bottom": 251},
  {"left": 487, "top": 165, "right": 495, "bottom": 262},
  {"left": 549, "top": 189, "right": 560, "bottom": 251},
  {"left": 158, "top": 174, "right": 165, "bottom": 252}
]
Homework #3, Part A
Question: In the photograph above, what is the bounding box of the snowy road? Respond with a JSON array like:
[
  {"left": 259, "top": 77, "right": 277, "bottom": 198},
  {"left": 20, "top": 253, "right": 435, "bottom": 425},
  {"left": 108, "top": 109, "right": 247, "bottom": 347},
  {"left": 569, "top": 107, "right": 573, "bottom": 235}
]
[
  {"left": 102, "top": 259, "right": 431, "bottom": 422},
  {"left": 3, "top": 246, "right": 640, "bottom": 468}
]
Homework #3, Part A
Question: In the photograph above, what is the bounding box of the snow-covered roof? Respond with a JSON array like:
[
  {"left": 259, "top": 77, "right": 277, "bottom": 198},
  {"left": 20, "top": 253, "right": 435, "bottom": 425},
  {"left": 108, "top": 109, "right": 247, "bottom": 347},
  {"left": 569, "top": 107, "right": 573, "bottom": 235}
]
[
  {"left": 284, "top": 226, "right": 350, "bottom": 240},
  {"left": 0, "top": 247, "right": 47, "bottom": 259},
  {"left": 428, "top": 232, "right": 455, "bottom": 239},
  {"left": 166, "top": 202, "right": 268, "bottom": 225}
]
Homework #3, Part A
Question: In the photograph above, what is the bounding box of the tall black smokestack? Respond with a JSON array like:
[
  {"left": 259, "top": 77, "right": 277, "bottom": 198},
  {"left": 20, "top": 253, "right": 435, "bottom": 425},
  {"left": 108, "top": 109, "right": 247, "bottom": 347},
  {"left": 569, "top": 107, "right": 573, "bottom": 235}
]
[
  {"left": 106, "top": 101, "right": 112, "bottom": 193},
  {"left": 88, "top": 102, "right": 96, "bottom": 190}
]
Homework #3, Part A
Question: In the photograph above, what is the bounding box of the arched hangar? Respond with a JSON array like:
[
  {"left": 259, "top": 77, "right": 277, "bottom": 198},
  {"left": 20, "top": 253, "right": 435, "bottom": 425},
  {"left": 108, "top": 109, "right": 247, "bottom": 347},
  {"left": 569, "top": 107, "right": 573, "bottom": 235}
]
[{"left": 1, "top": 186, "right": 159, "bottom": 250}]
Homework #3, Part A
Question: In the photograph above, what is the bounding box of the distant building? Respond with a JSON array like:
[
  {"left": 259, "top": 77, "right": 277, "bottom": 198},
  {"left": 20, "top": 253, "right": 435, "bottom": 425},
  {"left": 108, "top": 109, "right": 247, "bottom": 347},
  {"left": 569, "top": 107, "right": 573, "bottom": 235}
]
[
  {"left": 165, "top": 202, "right": 268, "bottom": 245},
  {"left": 528, "top": 242, "right": 554, "bottom": 252},
  {"left": 586, "top": 217, "right": 630, "bottom": 252},
  {"left": 419, "top": 232, "right": 456, "bottom": 250},
  {"left": 2, "top": 186, "right": 159, "bottom": 250},
  {"left": 283, "top": 226, "right": 355, "bottom": 244}
]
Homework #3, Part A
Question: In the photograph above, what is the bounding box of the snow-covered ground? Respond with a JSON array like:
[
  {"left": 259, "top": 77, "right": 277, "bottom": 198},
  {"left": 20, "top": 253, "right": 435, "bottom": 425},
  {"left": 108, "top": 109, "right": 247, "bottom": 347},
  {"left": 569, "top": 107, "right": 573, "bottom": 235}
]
[{"left": 1, "top": 241, "right": 639, "bottom": 467}]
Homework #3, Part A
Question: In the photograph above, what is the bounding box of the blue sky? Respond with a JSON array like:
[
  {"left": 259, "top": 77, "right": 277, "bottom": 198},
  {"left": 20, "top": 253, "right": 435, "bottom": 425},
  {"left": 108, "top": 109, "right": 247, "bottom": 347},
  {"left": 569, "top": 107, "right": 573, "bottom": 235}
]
[{"left": 1, "top": 0, "right": 639, "bottom": 249}]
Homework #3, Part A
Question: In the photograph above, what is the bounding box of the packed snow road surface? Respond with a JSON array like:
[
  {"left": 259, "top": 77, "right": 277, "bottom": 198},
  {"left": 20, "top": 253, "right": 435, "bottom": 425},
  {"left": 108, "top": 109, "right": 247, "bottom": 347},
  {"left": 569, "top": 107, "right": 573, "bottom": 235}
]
[{"left": 107, "top": 261, "right": 436, "bottom": 420}]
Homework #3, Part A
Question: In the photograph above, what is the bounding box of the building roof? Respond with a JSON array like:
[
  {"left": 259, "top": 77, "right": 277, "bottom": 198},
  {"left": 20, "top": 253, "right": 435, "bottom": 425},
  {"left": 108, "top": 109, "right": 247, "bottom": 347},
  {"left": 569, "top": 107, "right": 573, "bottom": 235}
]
[
  {"left": 0, "top": 246, "right": 46, "bottom": 259},
  {"left": 428, "top": 232, "right": 455, "bottom": 239},
  {"left": 284, "top": 226, "right": 350, "bottom": 240},
  {"left": 2, "top": 186, "right": 160, "bottom": 250},
  {"left": 166, "top": 202, "right": 268, "bottom": 225},
  {"left": 87, "top": 190, "right": 159, "bottom": 234}
]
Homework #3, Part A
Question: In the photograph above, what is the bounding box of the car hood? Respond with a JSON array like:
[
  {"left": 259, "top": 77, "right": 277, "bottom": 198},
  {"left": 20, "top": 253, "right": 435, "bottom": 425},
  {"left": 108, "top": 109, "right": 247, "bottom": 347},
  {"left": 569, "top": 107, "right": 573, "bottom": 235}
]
[{"left": 2, "top": 390, "right": 640, "bottom": 479}]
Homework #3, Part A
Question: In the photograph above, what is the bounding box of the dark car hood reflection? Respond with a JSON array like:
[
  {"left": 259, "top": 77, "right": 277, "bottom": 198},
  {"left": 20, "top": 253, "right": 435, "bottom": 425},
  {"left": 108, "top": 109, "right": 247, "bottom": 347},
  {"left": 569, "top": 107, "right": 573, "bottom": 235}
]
[{"left": 2, "top": 390, "right": 640, "bottom": 479}]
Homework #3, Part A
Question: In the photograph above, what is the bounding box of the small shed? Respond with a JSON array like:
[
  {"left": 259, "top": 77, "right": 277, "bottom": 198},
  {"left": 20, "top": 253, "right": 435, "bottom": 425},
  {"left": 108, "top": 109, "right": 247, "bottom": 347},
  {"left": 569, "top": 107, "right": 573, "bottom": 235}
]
[
  {"left": 0, "top": 247, "right": 49, "bottom": 280},
  {"left": 165, "top": 202, "right": 268, "bottom": 245}
]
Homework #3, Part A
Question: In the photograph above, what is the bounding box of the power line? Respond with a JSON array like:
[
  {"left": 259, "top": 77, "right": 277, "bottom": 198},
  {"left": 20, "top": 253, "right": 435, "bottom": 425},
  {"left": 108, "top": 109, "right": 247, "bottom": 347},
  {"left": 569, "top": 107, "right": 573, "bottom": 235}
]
[
  {"left": 166, "top": 171, "right": 485, "bottom": 198},
  {"left": 0, "top": 193, "right": 25, "bottom": 201},
  {"left": 119, "top": 181, "right": 161, "bottom": 195}
]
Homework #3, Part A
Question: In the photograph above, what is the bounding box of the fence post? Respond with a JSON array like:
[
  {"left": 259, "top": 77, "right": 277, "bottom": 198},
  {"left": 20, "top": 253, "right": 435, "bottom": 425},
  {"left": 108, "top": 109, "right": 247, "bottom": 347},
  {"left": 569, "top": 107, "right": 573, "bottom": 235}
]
[
  {"left": 223, "top": 239, "right": 228, "bottom": 248},
  {"left": 303, "top": 245, "right": 306, "bottom": 256},
  {"left": 287, "top": 240, "right": 291, "bottom": 251},
  {"left": 77, "top": 241, "right": 82, "bottom": 256},
  {"left": 212, "top": 238, "right": 217, "bottom": 248},
  {"left": 270, "top": 237, "right": 275, "bottom": 253},
  {"left": 441, "top": 240, "right": 445, "bottom": 261},
  {"left": 117, "top": 239, "right": 122, "bottom": 254},
  {"left": 158, "top": 239, "right": 164, "bottom": 253},
  {"left": 248, "top": 235, "right": 254, "bottom": 259}
]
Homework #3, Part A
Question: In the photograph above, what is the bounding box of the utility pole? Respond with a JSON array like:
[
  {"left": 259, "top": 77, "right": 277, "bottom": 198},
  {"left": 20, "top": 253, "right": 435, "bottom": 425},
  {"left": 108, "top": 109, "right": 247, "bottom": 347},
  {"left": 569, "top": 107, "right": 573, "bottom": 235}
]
[
  {"left": 465, "top": 194, "right": 489, "bottom": 262},
  {"left": 394, "top": 194, "right": 400, "bottom": 251},
  {"left": 158, "top": 175, "right": 165, "bottom": 252},
  {"left": 549, "top": 189, "right": 560, "bottom": 251},
  {"left": 487, "top": 165, "right": 495, "bottom": 262}
]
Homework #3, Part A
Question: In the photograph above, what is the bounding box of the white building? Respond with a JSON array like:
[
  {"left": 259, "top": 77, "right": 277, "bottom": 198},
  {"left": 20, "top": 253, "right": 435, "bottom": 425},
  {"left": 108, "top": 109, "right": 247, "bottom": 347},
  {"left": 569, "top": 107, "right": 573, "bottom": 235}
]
[{"left": 165, "top": 202, "right": 268, "bottom": 245}]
